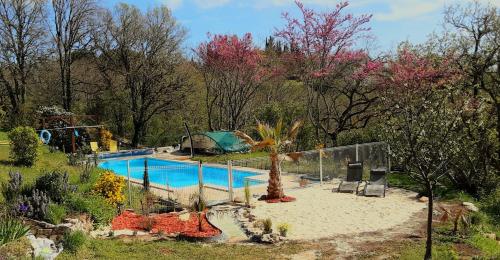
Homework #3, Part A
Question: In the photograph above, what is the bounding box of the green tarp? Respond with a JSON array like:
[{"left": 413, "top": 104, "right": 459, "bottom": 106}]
[{"left": 182, "top": 131, "right": 250, "bottom": 154}]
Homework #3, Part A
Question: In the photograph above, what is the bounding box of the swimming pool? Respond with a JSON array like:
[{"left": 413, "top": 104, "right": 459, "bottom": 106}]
[{"left": 98, "top": 158, "right": 264, "bottom": 188}]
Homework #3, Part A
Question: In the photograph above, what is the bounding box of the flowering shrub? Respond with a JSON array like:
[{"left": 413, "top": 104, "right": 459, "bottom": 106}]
[
  {"left": 99, "top": 129, "right": 113, "bottom": 151},
  {"left": 92, "top": 171, "right": 125, "bottom": 206},
  {"left": 8, "top": 126, "right": 39, "bottom": 166}
]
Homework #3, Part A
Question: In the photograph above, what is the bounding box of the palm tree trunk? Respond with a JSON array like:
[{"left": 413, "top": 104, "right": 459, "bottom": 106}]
[{"left": 267, "top": 153, "right": 284, "bottom": 199}]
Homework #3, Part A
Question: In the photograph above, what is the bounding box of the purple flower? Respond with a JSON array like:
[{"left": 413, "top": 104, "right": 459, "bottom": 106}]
[{"left": 18, "top": 203, "right": 29, "bottom": 213}]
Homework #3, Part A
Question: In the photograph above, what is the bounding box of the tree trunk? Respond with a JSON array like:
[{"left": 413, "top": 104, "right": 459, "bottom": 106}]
[
  {"left": 424, "top": 181, "right": 434, "bottom": 260},
  {"left": 267, "top": 153, "right": 284, "bottom": 199},
  {"left": 132, "top": 120, "right": 143, "bottom": 148},
  {"left": 330, "top": 132, "right": 338, "bottom": 147}
]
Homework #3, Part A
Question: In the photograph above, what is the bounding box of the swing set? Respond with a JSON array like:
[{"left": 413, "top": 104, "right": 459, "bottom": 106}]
[{"left": 37, "top": 115, "right": 105, "bottom": 153}]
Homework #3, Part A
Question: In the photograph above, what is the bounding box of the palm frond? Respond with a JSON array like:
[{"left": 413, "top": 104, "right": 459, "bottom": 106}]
[
  {"left": 234, "top": 130, "right": 256, "bottom": 146},
  {"left": 287, "top": 120, "right": 302, "bottom": 141}
]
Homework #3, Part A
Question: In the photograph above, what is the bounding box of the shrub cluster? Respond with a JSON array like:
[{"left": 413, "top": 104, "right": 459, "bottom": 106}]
[{"left": 8, "top": 126, "right": 39, "bottom": 166}]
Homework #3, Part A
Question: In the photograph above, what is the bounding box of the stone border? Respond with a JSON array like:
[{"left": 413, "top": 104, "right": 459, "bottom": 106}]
[{"left": 234, "top": 206, "right": 284, "bottom": 244}]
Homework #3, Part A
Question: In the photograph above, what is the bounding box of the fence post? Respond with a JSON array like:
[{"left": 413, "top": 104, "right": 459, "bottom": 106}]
[
  {"left": 387, "top": 144, "right": 391, "bottom": 173},
  {"left": 227, "top": 160, "right": 234, "bottom": 202},
  {"left": 319, "top": 148, "right": 323, "bottom": 186},
  {"left": 355, "top": 143, "right": 359, "bottom": 162},
  {"left": 127, "top": 160, "right": 131, "bottom": 207},
  {"left": 198, "top": 161, "right": 204, "bottom": 201}
]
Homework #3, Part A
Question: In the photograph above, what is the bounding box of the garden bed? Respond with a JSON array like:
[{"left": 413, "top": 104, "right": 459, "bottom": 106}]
[{"left": 111, "top": 210, "right": 221, "bottom": 239}]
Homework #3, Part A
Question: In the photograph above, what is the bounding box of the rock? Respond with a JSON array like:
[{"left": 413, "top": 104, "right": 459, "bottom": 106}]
[
  {"left": 64, "top": 218, "right": 79, "bottom": 225},
  {"left": 260, "top": 233, "right": 282, "bottom": 244},
  {"left": 418, "top": 196, "right": 429, "bottom": 202},
  {"left": 462, "top": 202, "right": 479, "bottom": 212},
  {"left": 27, "top": 235, "right": 63, "bottom": 260},
  {"left": 484, "top": 233, "right": 496, "bottom": 240},
  {"left": 37, "top": 229, "right": 53, "bottom": 237}
]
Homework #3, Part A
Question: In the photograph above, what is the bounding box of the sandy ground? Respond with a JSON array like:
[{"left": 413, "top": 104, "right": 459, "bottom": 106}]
[{"left": 251, "top": 183, "right": 426, "bottom": 240}]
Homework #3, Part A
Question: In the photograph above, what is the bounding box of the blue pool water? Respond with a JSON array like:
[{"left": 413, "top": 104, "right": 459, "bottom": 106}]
[{"left": 98, "top": 158, "right": 264, "bottom": 188}]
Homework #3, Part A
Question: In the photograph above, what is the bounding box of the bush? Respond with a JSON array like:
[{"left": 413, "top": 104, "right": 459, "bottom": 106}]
[
  {"left": 480, "top": 188, "right": 500, "bottom": 226},
  {"left": 62, "top": 230, "right": 87, "bottom": 253},
  {"left": 0, "top": 218, "right": 30, "bottom": 246},
  {"left": 34, "top": 170, "right": 76, "bottom": 203},
  {"left": 46, "top": 203, "right": 67, "bottom": 224},
  {"left": 8, "top": 126, "right": 39, "bottom": 166},
  {"left": 92, "top": 171, "right": 125, "bottom": 206},
  {"left": 66, "top": 194, "right": 116, "bottom": 227}
]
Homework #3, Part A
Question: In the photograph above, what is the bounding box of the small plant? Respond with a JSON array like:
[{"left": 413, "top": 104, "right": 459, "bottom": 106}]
[
  {"left": 80, "top": 158, "right": 93, "bottom": 183},
  {"left": 1, "top": 172, "right": 24, "bottom": 203},
  {"left": 34, "top": 170, "right": 76, "bottom": 203},
  {"left": 62, "top": 231, "right": 87, "bottom": 253},
  {"left": 8, "top": 126, "right": 39, "bottom": 166},
  {"left": 92, "top": 171, "right": 125, "bottom": 206},
  {"left": 277, "top": 223, "right": 290, "bottom": 237},
  {"left": 189, "top": 192, "right": 207, "bottom": 231},
  {"left": 439, "top": 205, "right": 470, "bottom": 234},
  {"left": 244, "top": 179, "right": 251, "bottom": 207},
  {"left": 46, "top": 203, "right": 67, "bottom": 225},
  {"left": 253, "top": 219, "right": 264, "bottom": 229},
  {"left": 0, "top": 218, "right": 30, "bottom": 246},
  {"left": 140, "top": 191, "right": 157, "bottom": 216},
  {"left": 263, "top": 218, "right": 273, "bottom": 234},
  {"left": 18, "top": 189, "right": 50, "bottom": 220},
  {"left": 140, "top": 216, "right": 156, "bottom": 232}
]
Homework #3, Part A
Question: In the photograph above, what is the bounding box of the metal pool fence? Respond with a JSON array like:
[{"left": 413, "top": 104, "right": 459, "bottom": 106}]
[
  {"left": 117, "top": 142, "right": 389, "bottom": 209},
  {"left": 227, "top": 142, "right": 390, "bottom": 184},
  {"left": 122, "top": 160, "right": 242, "bottom": 208}
]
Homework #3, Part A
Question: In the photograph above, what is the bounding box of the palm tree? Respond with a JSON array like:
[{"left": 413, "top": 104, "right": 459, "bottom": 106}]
[{"left": 235, "top": 119, "right": 302, "bottom": 200}]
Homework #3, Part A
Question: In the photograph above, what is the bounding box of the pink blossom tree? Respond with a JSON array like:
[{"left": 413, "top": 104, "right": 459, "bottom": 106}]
[
  {"left": 195, "top": 33, "right": 278, "bottom": 131},
  {"left": 275, "top": 1, "right": 379, "bottom": 146},
  {"left": 380, "top": 47, "right": 461, "bottom": 260}
]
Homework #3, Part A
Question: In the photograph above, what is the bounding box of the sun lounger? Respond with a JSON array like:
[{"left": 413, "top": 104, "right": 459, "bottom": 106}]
[
  {"left": 90, "top": 142, "right": 99, "bottom": 153},
  {"left": 364, "top": 167, "right": 388, "bottom": 197},
  {"left": 109, "top": 140, "right": 118, "bottom": 152},
  {"left": 335, "top": 161, "right": 363, "bottom": 194}
]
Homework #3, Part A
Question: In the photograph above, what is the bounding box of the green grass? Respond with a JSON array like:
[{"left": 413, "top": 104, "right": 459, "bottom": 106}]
[
  {"left": 192, "top": 151, "right": 268, "bottom": 163},
  {"left": 396, "top": 243, "right": 460, "bottom": 260},
  {"left": 0, "top": 131, "right": 8, "bottom": 141},
  {"left": 58, "top": 238, "right": 306, "bottom": 259},
  {"left": 467, "top": 234, "right": 500, "bottom": 258}
]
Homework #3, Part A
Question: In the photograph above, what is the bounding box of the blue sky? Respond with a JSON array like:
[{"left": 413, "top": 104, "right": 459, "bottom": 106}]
[{"left": 103, "top": 0, "right": 499, "bottom": 54}]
